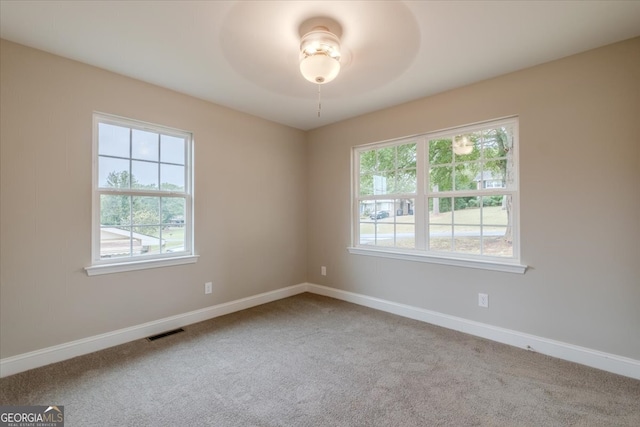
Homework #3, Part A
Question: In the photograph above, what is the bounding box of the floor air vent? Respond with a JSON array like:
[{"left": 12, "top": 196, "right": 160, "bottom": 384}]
[{"left": 146, "top": 328, "right": 185, "bottom": 342}]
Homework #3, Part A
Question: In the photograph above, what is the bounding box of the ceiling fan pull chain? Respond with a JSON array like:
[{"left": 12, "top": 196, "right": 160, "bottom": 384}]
[{"left": 317, "top": 84, "right": 322, "bottom": 118}]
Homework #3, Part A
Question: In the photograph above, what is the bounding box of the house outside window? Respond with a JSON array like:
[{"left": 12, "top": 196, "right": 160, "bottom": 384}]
[
  {"left": 351, "top": 117, "right": 525, "bottom": 273},
  {"left": 87, "top": 113, "right": 196, "bottom": 275},
  {"left": 475, "top": 171, "right": 505, "bottom": 189}
]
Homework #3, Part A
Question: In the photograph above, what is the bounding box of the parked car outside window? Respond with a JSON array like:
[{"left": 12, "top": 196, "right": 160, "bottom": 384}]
[{"left": 370, "top": 211, "right": 389, "bottom": 220}]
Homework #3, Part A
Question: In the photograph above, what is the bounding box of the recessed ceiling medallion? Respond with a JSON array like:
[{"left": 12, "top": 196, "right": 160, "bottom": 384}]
[{"left": 220, "top": 1, "right": 419, "bottom": 99}]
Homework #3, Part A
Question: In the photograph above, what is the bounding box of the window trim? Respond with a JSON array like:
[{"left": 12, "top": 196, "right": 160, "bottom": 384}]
[
  {"left": 85, "top": 254, "right": 199, "bottom": 276},
  {"left": 86, "top": 112, "right": 196, "bottom": 275},
  {"left": 347, "top": 246, "right": 526, "bottom": 274},
  {"left": 351, "top": 116, "right": 527, "bottom": 273}
]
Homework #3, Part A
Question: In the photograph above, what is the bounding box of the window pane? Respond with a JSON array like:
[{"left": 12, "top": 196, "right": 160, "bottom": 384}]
[
  {"left": 376, "top": 147, "right": 395, "bottom": 171},
  {"left": 429, "top": 225, "right": 452, "bottom": 252},
  {"left": 162, "top": 199, "right": 186, "bottom": 254},
  {"left": 372, "top": 173, "right": 392, "bottom": 195},
  {"left": 359, "top": 221, "right": 375, "bottom": 246},
  {"left": 452, "top": 133, "right": 478, "bottom": 160},
  {"left": 161, "top": 135, "right": 185, "bottom": 165},
  {"left": 429, "top": 166, "right": 452, "bottom": 192},
  {"left": 453, "top": 226, "right": 481, "bottom": 254},
  {"left": 482, "top": 195, "right": 507, "bottom": 213},
  {"left": 454, "top": 198, "right": 480, "bottom": 225},
  {"left": 359, "top": 201, "right": 371, "bottom": 219},
  {"left": 483, "top": 127, "right": 512, "bottom": 159},
  {"left": 483, "top": 159, "right": 507, "bottom": 189},
  {"left": 161, "top": 164, "right": 185, "bottom": 191},
  {"left": 100, "top": 226, "right": 131, "bottom": 259},
  {"left": 132, "top": 196, "right": 160, "bottom": 225},
  {"left": 429, "top": 196, "right": 452, "bottom": 251},
  {"left": 386, "top": 171, "right": 400, "bottom": 194},
  {"left": 429, "top": 197, "right": 452, "bottom": 222},
  {"left": 395, "top": 223, "right": 415, "bottom": 249},
  {"left": 476, "top": 170, "right": 503, "bottom": 189},
  {"left": 369, "top": 199, "right": 393, "bottom": 221},
  {"left": 358, "top": 200, "right": 377, "bottom": 246},
  {"left": 131, "top": 160, "right": 159, "bottom": 190},
  {"left": 482, "top": 196, "right": 512, "bottom": 257},
  {"left": 429, "top": 139, "right": 452, "bottom": 165},
  {"left": 454, "top": 162, "right": 478, "bottom": 191},
  {"left": 394, "top": 198, "right": 415, "bottom": 249},
  {"left": 359, "top": 173, "right": 374, "bottom": 196},
  {"left": 395, "top": 198, "right": 414, "bottom": 217},
  {"left": 483, "top": 227, "right": 512, "bottom": 257},
  {"left": 132, "top": 129, "right": 159, "bottom": 161},
  {"left": 162, "top": 197, "right": 185, "bottom": 224},
  {"left": 366, "top": 199, "right": 392, "bottom": 246},
  {"left": 98, "top": 123, "right": 129, "bottom": 158},
  {"left": 359, "top": 150, "right": 377, "bottom": 175},
  {"left": 163, "top": 227, "right": 186, "bottom": 253},
  {"left": 132, "top": 226, "right": 162, "bottom": 256},
  {"left": 99, "top": 157, "right": 130, "bottom": 188},
  {"left": 372, "top": 219, "right": 397, "bottom": 247},
  {"left": 396, "top": 168, "right": 416, "bottom": 193},
  {"left": 397, "top": 143, "right": 417, "bottom": 169},
  {"left": 100, "top": 195, "right": 130, "bottom": 226}
]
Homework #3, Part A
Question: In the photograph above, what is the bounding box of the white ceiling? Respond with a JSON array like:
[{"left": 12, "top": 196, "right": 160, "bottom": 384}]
[{"left": 1, "top": 1, "right": 639, "bottom": 130}]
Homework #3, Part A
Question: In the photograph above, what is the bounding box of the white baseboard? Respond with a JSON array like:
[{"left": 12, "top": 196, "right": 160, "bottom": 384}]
[
  {"left": 306, "top": 283, "right": 640, "bottom": 380},
  {"left": 3, "top": 282, "right": 639, "bottom": 380},
  {"left": 0, "top": 283, "right": 308, "bottom": 378}
]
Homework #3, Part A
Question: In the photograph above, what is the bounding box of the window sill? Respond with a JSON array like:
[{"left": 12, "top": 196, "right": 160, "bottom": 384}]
[
  {"left": 347, "top": 247, "right": 527, "bottom": 274},
  {"left": 85, "top": 255, "right": 199, "bottom": 276}
]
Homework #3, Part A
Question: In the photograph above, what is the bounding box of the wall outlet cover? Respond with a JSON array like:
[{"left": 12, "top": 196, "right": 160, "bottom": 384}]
[{"left": 478, "top": 293, "right": 489, "bottom": 308}]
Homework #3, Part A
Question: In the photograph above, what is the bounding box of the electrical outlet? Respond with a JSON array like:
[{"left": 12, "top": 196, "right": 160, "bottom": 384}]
[
  {"left": 478, "top": 293, "right": 489, "bottom": 308},
  {"left": 321, "top": 266, "right": 327, "bottom": 276},
  {"left": 205, "top": 282, "right": 212, "bottom": 294}
]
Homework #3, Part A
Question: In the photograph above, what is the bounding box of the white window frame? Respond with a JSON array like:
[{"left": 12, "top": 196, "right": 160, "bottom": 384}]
[
  {"left": 349, "top": 116, "right": 527, "bottom": 274},
  {"left": 85, "top": 113, "right": 197, "bottom": 276}
]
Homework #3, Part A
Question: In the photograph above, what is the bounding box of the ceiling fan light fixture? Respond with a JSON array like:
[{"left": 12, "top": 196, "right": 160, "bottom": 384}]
[{"left": 299, "top": 26, "right": 341, "bottom": 84}]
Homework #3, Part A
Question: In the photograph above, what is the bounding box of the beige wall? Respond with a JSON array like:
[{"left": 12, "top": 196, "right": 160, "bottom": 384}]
[
  {"left": 307, "top": 37, "right": 640, "bottom": 359},
  {"left": 0, "top": 40, "right": 307, "bottom": 358}
]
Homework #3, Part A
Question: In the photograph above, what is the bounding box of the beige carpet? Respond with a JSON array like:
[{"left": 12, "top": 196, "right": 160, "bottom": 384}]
[{"left": 1, "top": 293, "right": 639, "bottom": 426}]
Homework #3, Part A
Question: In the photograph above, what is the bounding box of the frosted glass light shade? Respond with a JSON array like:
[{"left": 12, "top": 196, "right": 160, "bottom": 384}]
[
  {"left": 300, "top": 54, "right": 341, "bottom": 84},
  {"left": 299, "top": 26, "right": 341, "bottom": 84}
]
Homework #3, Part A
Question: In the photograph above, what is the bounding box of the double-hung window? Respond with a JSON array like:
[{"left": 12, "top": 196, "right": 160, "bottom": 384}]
[
  {"left": 351, "top": 117, "right": 525, "bottom": 273},
  {"left": 86, "top": 113, "right": 196, "bottom": 275},
  {"left": 356, "top": 138, "right": 419, "bottom": 249}
]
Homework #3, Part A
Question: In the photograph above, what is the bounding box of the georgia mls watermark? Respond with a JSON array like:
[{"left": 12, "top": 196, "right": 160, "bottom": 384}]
[{"left": 0, "top": 406, "right": 64, "bottom": 427}]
